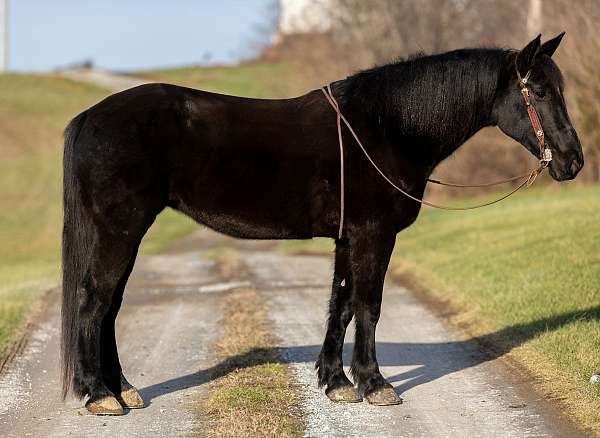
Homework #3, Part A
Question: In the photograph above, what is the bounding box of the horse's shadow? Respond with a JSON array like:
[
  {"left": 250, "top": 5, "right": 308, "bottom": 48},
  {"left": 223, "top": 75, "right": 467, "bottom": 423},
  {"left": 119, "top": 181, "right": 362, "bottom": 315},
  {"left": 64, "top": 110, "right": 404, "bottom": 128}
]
[{"left": 139, "top": 305, "right": 600, "bottom": 405}]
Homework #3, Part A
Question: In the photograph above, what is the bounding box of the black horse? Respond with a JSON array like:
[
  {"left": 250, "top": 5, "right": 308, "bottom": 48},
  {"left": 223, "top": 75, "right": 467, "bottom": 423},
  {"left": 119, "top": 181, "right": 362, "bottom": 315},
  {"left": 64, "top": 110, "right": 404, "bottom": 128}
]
[{"left": 61, "top": 34, "right": 583, "bottom": 414}]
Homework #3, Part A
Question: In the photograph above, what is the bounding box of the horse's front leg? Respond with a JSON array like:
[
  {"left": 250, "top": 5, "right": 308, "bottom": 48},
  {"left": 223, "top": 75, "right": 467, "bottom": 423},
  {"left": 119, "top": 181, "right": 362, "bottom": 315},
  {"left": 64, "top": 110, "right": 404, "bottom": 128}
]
[
  {"left": 349, "top": 227, "right": 401, "bottom": 405},
  {"left": 316, "top": 239, "right": 361, "bottom": 402}
]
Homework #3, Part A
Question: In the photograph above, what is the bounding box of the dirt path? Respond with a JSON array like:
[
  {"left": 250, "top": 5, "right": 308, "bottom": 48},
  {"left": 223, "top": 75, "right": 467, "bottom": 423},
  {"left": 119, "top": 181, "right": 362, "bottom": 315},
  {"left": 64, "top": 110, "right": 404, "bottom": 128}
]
[
  {"left": 246, "top": 251, "right": 583, "bottom": 437},
  {"left": 60, "top": 68, "right": 150, "bottom": 93},
  {"left": 0, "top": 245, "right": 234, "bottom": 437},
  {"left": 0, "top": 229, "right": 584, "bottom": 437}
]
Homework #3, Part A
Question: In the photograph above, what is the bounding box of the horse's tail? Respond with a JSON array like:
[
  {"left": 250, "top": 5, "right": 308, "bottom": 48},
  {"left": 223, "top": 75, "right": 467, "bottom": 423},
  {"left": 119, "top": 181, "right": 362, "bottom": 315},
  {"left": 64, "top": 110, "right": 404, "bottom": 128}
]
[{"left": 61, "top": 111, "right": 91, "bottom": 399}]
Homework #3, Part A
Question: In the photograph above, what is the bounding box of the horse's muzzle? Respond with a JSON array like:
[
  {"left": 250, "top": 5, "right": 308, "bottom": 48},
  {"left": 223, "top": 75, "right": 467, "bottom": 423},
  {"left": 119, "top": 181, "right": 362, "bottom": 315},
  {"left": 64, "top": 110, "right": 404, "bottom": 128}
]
[{"left": 549, "top": 154, "right": 583, "bottom": 181}]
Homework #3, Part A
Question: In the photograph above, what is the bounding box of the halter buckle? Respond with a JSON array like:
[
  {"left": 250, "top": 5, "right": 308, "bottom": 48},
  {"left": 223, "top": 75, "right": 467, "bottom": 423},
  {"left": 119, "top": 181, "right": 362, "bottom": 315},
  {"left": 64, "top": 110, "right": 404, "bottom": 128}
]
[{"left": 541, "top": 147, "right": 553, "bottom": 163}]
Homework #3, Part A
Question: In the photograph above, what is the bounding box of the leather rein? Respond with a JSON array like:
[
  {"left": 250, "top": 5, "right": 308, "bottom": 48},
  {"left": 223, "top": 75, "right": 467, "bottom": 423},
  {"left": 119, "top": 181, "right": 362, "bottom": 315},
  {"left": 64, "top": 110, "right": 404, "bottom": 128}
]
[{"left": 322, "top": 54, "right": 553, "bottom": 239}]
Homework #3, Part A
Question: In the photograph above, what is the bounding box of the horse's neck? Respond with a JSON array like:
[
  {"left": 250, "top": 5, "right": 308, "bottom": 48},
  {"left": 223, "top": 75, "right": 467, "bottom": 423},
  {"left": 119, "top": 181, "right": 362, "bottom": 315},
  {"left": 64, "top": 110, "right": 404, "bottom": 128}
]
[
  {"left": 395, "top": 78, "right": 497, "bottom": 167},
  {"left": 340, "top": 51, "right": 502, "bottom": 169},
  {"left": 427, "top": 103, "right": 495, "bottom": 167}
]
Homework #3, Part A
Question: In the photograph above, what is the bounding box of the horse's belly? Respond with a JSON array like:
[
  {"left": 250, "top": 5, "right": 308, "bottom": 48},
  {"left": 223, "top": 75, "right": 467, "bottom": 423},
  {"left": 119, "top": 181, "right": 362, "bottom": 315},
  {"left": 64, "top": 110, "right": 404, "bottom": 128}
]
[
  {"left": 168, "top": 125, "right": 336, "bottom": 240},
  {"left": 184, "top": 206, "right": 314, "bottom": 239},
  {"left": 172, "top": 184, "right": 317, "bottom": 240}
]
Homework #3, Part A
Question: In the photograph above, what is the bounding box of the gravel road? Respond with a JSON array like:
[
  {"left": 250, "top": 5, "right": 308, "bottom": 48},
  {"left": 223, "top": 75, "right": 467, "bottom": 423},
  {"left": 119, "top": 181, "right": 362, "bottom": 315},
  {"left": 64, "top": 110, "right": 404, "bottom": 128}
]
[
  {"left": 0, "top": 245, "right": 229, "bottom": 437},
  {"left": 60, "top": 68, "right": 150, "bottom": 93},
  {"left": 246, "top": 251, "right": 583, "bottom": 437},
  {"left": 0, "top": 229, "right": 584, "bottom": 437}
]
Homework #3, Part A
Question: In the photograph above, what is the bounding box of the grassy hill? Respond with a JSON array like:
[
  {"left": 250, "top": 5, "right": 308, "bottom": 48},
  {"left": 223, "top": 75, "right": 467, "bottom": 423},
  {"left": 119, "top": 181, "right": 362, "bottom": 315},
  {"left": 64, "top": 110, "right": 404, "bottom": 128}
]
[
  {"left": 392, "top": 185, "right": 600, "bottom": 431},
  {"left": 1, "top": 74, "right": 106, "bottom": 354},
  {"left": 0, "top": 74, "right": 197, "bottom": 356},
  {"left": 137, "top": 62, "right": 307, "bottom": 98},
  {"left": 0, "top": 62, "right": 307, "bottom": 358}
]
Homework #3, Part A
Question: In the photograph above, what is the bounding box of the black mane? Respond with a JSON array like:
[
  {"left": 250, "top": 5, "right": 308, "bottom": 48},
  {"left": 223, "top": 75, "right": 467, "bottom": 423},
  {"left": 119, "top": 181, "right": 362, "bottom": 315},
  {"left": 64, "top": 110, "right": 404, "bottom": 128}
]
[{"left": 335, "top": 48, "right": 508, "bottom": 154}]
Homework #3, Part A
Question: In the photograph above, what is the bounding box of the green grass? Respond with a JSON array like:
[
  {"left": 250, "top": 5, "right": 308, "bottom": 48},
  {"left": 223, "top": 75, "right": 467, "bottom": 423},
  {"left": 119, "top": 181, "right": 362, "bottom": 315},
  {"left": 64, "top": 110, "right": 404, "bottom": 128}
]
[
  {"left": 138, "top": 62, "right": 308, "bottom": 98},
  {"left": 202, "top": 288, "right": 303, "bottom": 437},
  {"left": 0, "top": 74, "right": 105, "bottom": 354},
  {"left": 206, "top": 364, "right": 288, "bottom": 412},
  {"left": 280, "top": 184, "right": 600, "bottom": 431},
  {"left": 0, "top": 74, "right": 195, "bottom": 356},
  {"left": 391, "top": 184, "right": 600, "bottom": 431}
]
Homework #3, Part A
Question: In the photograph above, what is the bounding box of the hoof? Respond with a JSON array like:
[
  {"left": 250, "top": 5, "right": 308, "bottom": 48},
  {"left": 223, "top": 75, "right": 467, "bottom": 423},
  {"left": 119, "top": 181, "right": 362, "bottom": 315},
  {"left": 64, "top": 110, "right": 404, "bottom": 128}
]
[
  {"left": 326, "top": 385, "right": 362, "bottom": 403},
  {"left": 85, "top": 395, "right": 124, "bottom": 416},
  {"left": 366, "top": 387, "right": 402, "bottom": 406},
  {"left": 117, "top": 387, "right": 145, "bottom": 409}
]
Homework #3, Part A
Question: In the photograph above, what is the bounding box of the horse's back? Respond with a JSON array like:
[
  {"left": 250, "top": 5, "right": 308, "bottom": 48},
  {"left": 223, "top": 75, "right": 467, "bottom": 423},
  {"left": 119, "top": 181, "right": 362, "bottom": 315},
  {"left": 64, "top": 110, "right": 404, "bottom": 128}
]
[{"left": 67, "top": 83, "right": 338, "bottom": 239}]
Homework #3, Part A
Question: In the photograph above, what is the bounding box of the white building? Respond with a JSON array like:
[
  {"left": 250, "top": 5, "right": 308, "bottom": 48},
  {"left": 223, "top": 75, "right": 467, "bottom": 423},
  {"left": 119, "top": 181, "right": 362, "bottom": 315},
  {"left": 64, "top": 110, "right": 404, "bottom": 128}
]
[{"left": 278, "top": 0, "right": 331, "bottom": 35}]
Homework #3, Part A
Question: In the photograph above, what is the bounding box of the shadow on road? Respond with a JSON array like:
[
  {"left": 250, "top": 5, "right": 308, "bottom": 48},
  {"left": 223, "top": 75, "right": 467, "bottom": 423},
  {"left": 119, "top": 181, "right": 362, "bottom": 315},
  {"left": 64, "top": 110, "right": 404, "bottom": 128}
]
[{"left": 139, "top": 304, "right": 600, "bottom": 405}]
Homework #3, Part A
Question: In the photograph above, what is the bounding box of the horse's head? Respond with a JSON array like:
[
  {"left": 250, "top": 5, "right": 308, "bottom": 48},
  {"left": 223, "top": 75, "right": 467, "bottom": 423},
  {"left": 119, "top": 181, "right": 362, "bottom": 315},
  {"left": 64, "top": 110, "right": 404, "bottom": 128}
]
[{"left": 492, "top": 33, "right": 584, "bottom": 181}]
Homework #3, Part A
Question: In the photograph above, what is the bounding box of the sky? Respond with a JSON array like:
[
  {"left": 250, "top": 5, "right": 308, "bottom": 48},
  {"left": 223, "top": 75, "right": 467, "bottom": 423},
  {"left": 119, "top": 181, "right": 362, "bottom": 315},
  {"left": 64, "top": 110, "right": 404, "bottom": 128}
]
[{"left": 8, "top": 0, "right": 276, "bottom": 72}]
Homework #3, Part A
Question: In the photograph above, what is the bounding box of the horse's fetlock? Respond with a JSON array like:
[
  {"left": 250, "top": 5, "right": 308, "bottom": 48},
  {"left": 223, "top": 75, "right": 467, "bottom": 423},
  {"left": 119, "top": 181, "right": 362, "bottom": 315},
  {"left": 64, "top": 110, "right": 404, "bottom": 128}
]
[{"left": 316, "top": 352, "right": 349, "bottom": 388}]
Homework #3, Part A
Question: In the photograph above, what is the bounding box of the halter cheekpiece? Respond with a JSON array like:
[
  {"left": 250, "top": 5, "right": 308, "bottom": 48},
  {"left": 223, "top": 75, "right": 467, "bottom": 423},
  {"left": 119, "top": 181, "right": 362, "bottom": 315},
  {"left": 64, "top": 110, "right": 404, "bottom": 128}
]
[{"left": 515, "top": 56, "right": 553, "bottom": 164}]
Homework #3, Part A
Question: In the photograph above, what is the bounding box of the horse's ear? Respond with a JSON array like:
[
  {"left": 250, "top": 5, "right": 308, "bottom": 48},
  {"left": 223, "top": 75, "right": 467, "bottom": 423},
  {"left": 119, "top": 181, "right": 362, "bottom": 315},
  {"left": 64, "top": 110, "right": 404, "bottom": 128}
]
[
  {"left": 517, "top": 34, "right": 542, "bottom": 75},
  {"left": 539, "top": 32, "right": 565, "bottom": 58}
]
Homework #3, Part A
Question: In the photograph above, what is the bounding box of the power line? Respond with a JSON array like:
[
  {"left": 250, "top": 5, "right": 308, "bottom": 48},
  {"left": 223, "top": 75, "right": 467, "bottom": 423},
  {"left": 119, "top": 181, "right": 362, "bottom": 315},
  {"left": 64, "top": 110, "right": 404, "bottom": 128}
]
[{"left": 0, "top": 0, "right": 7, "bottom": 72}]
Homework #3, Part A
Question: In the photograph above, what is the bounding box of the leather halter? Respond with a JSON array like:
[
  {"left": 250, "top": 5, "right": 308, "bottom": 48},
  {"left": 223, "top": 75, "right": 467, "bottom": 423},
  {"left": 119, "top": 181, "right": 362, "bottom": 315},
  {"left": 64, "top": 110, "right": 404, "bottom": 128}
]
[
  {"left": 515, "top": 57, "right": 553, "bottom": 164},
  {"left": 322, "top": 53, "right": 552, "bottom": 239}
]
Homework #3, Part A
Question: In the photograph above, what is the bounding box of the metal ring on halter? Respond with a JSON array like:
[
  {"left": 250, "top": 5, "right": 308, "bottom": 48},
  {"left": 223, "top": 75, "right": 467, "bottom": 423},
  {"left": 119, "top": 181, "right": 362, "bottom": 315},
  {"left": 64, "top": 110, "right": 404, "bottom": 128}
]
[{"left": 541, "top": 147, "right": 553, "bottom": 163}]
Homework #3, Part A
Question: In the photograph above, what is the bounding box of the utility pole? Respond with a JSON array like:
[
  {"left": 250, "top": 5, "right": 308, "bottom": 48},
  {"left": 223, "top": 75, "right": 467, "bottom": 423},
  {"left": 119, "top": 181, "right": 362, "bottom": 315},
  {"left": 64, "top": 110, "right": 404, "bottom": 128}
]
[{"left": 0, "top": 0, "right": 7, "bottom": 72}]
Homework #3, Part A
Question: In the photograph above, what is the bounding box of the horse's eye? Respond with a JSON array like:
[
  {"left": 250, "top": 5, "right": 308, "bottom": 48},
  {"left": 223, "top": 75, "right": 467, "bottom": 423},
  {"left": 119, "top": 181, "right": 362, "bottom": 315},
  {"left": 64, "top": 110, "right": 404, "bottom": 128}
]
[{"left": 534, "top": 89, "right": 546, "bottom": 99}]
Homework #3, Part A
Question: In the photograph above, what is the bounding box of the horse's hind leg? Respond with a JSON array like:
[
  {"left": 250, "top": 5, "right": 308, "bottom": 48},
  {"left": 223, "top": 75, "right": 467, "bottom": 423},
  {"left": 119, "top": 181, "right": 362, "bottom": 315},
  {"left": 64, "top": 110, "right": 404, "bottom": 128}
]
[
  {"left": 76, "top": 209, "right": 156, "bottom": 415},
  {"left": 100, "top": 246, "right": 145, "bottom": 409},
  {"left": 74, "top": 240, "right": 131, "bottom": 414},
  {"left": 316, "top": 239, "right": 361, "bottom": 402}
]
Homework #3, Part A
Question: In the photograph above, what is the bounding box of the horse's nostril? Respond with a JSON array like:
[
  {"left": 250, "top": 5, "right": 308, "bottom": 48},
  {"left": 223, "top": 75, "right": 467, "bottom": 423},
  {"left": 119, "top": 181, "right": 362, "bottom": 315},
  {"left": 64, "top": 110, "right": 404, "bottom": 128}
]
[{"left": 570, "top": 159, "right": 581, "bottom": 175}]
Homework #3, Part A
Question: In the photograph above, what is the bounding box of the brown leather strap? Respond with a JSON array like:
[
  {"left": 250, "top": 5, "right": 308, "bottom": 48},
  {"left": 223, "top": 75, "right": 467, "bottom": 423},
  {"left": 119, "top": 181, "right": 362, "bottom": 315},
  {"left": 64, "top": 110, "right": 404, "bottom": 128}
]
[
  {"left": 427, "top": 173, "right": 531, "bottom": 187},
  {"left": 321, "top": 85, "right": 548, "bottom": 215},
  {"left": 515, "top": 53, "right": 551, "bottom": 161},
  {"left": 323, "top": 84, "right": 345, "bottom": 239}
]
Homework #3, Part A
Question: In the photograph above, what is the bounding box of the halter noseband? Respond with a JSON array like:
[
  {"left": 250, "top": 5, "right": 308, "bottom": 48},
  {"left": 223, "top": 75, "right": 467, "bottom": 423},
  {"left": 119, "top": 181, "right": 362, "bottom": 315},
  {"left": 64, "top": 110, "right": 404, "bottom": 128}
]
[{"left": 515, "top": 55, "right": 553, "bottom": 165}]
